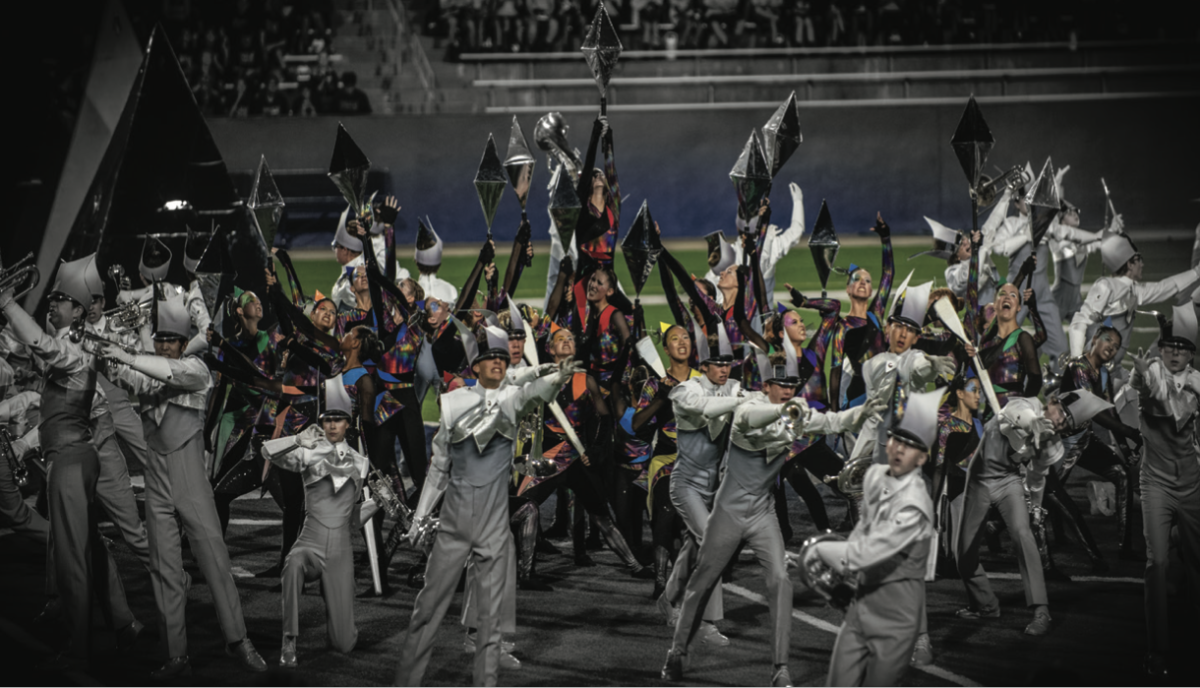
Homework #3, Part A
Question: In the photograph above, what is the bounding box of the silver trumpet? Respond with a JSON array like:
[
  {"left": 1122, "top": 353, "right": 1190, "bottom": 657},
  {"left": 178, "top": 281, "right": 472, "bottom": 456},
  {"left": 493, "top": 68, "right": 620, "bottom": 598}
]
[
  {"left": 780, "top": 398, "right": 806, "bottom": 434},
  {"left": 67, "top": 322, "right": 140, "bottom": 356},
  {"left": 0, "top": 253, "right": 40, "bottom": 299},
  {"left": 534, "top": 112, "right": 582, "bottom": 183},
  {"left": 826, "top": 455, "right": 873, "bottom": 499},
  {"left": 970, "top": 165, "right": 1032, "bottom": 208}
]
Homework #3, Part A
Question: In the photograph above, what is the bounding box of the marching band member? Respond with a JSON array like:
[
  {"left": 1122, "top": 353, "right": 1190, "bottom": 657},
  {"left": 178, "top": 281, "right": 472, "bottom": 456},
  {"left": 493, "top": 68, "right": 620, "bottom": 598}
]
[
  {"left": 1128, "top": 307, "right": 1200, "bottom": 677},
  {"left": 414, "top": 219, "right": 459, "bottom": 304},
  {"left": 663, "top": 349, "right": 879, "bottom": 686},
  {"left": 99, "top": 293, "right": 266, "bottom": 677},
  {"left": 955, "top": 390, "right": 1107, "bottom": 637},
  {"left": 848, "top": 278, "right": 955, "bottom": 467},
  {"left": 812, "top": 389, "right": 940, "bottom": 687},
  {"left": 831, "top": 212, "right": 895, "bottom": 411},
  {"left": 0, "top": 256, "right": 140, "bottom": 670},
  {"left": 1069, "top": 232, "right": 1200, "bottom": 370},
  {"left": 656, "top": 327, "right": 742, "bottom": 648},
  {"left": 393, "top": 324, "right": 576, "bottom": 687},
  {"left": 261, "top": 377, "right": 370, "bottom": 668}
]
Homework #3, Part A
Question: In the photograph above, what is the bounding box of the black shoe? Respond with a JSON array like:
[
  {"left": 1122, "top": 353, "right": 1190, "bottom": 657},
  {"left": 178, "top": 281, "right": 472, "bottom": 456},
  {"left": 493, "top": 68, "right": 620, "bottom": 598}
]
[
  {"left": 661, "top": 649, "right": 685, "bottom": 681},
  {"left": 358, "top": 581, "right": 394, "bottom": 598},
  {"left": 535, "top": 538, "right": 561, "bottom": 555},
  {"left": 407, "top": 564, "right": 426, "bottom": 589},
  {"left": 586, "top": 534, "right": 604, "bottom": 551},
  {"left": 574, "top": 553, "right": 595, "bottom": 567},
  {"left": 1044, "top": 566, "right": 1072, "bottom": 583},
  {"left": 116, "top": 619, "right": 145, "bottom": 654},
  {"left": 631, "top": 566, "right": 656, "bottom": 580},
  {"left": 651, "top": 582, "right": 666, "bottom": 599},
  {"left": 517, "top": 576, "right": 554, "bottom": 592},
  {"left": 256, "top": 564, "right": 283, "bottom": 579},
  {"left": 542, "top": 524, "right": 569, "bottom": 540},
  {"left": 150, "top": 656, "right": 193, "bottom": 680},
  {"left": 1119, "top": 547, "right": 1146, "bottom": 562}
]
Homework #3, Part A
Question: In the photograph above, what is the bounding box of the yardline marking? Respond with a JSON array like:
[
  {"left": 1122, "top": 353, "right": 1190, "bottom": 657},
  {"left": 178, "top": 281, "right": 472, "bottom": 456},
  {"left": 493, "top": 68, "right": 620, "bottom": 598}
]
[
  {"left": 986, "top": 571, "right": 1143, "bottom": 585},
  {"left": 723, "top": 582, "right": 982, "bottom": 687}
]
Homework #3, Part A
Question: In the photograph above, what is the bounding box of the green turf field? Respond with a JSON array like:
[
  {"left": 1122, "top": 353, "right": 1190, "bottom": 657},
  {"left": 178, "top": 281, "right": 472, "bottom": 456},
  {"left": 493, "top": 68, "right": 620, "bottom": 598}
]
[{"left": 288, "top": 238, "right": 1196, "bottom": 422}]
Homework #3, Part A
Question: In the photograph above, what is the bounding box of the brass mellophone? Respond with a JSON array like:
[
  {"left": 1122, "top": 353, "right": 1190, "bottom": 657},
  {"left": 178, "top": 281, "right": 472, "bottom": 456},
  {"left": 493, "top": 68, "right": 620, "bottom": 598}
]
[
  {"left": 0, "top": 253, "right": 40, "bottom": 299},
  {"left": 104, "top": 299, "right": 152, "bottom": 332},
  {"left": 970, "top": 165, "right": 1032, "bottom": 208},
  {"left": 367, "top": 468, "right": 413, "bottom": 524}
]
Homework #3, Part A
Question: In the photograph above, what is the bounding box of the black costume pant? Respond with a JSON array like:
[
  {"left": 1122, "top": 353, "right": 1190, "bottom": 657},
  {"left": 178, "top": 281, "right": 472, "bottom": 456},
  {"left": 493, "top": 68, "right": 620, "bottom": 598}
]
[
  {"left": 366, "top": 388, "right": 427, "bottom": 503},
  {"left": 611, "top": 464, "right": 646, "bottom": 553},
  {"left": 778, "top": 440, "right": 846, "bottom": 535}
]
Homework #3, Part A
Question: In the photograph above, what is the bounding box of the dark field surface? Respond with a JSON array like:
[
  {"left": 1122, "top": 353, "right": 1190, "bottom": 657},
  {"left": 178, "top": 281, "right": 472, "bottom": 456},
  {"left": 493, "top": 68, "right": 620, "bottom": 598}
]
[{"left": 2, "top": 469, "right": 1196, "bottom": 687}]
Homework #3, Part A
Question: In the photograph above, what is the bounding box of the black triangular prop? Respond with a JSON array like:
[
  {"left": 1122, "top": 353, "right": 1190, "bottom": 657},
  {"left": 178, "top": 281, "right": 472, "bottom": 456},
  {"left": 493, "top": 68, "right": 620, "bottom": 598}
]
[
  {"left": 620, "top": 200, "right": 663, "bottom": 295},
  {"left": 58, "top": 24, "right": 265, "bottom": 299},
  {"left": 807, "top": 200, "right": 839, "bottom": 292},
  {"left": 950, "top": 96, "right": 994, "bottom": 188}
]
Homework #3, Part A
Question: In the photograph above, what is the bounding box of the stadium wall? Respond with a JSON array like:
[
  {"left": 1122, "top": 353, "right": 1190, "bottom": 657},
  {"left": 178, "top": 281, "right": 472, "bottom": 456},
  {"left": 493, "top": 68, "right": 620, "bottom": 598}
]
[{"left": 208, "top": 96, "right": 1200, "bottom": 244}]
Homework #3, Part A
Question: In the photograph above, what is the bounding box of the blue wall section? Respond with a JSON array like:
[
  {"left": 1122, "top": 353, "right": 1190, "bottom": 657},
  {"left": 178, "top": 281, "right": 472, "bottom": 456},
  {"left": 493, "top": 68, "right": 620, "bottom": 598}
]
[{"left": 208, "top": 96, "right": 1200, "bottom": 245}]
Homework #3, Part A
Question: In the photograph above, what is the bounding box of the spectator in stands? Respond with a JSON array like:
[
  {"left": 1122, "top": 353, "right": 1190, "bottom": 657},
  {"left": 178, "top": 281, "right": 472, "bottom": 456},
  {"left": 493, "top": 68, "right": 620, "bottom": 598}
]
[
  {"left": 256, "top": 76, "right": 291, "bottom": 117},
  {"left": 493, "top": 0, "right": 524, "bottom": 53},
  {"left": 528, "top": 0, "right": 557, "bottom": 52},
  {"left": 296, "top": 86, "right": 319, "bottom": 117},
  {"left": 333, "top": 71, "right": 372, "bottom": 115},
  {"left": 228, "top": 76, "right": 253, "bottom": 118},
  {"left": 233, "top": 32, "right": 262, "bottom": 79},
  {"left": 552, "top": 0, "right": 586, "bottom": 52},
  {"left": 314, "top": 71, "right": 340, "bottom": 113},
  {"left": 703, "top": 0, "right": 741, "bottom": 46},
  {"left": 670, "top": 0, "right": 703, "bottom": 48},
  {"left": 790, "top": 0, "right": 816, "bottom": 45},
  {"left": 749, "top": 0, "right": 784, "bottom": 46}
]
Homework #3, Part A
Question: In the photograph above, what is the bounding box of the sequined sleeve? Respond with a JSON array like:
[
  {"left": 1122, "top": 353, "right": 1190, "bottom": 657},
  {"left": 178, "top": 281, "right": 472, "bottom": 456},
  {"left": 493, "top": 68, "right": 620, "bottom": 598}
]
[{"left": 869, "top": 236, "right": 894, "bottom": 325}]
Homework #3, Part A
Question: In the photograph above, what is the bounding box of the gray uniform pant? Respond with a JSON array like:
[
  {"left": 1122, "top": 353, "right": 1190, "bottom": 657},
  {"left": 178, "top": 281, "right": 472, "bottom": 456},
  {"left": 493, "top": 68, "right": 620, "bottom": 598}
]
[
  {"left": 664, "top": 469, "right": 723, "bottom": 621},
  {"left": 1051, "top": 254, "right": 1087, "bottom": 321},
  {"left": 671, "top": 504, "right": 790, "bottom": 664},
  {"left": 46, "top": 442, "right": 135, "bottom": 660},
  {"left": 47, "top": 414, "right": 151, "bottom": 597},
  {"left": 1009, "top": 243, "right": 1066, "bottom": 363},
  {"left": 395, "top": 477, "right": 509, "bottom": 687},
  {"left": 462, "top": 536, "right": 517, "bottom": 635},
  {"left": 282, "top": 517, "right": 357, "bottom": 652},
  {"left": 0, "top": 443, "right": 47, "bottom": 538},
  {"left": 1141, "top": 475, "right": 1200, "bottom": 658},
  {"left": 827, "top": 579, "right": 924, "bottom": 687},
  {"left": 957, "top": 474, "right": 1047, "bottom": 609},
  {"left": 144, "top": 434, "right": 247, "bottom": 658}
]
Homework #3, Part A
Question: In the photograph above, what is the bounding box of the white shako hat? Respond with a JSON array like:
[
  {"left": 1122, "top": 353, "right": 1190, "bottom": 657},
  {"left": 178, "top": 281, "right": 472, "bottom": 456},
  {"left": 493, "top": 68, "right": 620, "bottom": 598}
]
[
  {"left": 50, "top": 254, "right": 102, "bottom": 308},
  {"left": 1100, "top": 233, "right": 1137, "bottom": 273},
  {"left": 139, "top": 236, "right": 173, "bottom": 282},
  {"left": 320, "top": 374, "right": 354, "bottom": 420},
  {"left": 330, "top": 206, "right": 364, "bottom": 253},
  {"left": 153, "top": 291, "right": 191, "bottom": 341},
  {"left": 888, "top": 388, "right": 942, "bottom": 453},
  {"left": 414, "top": 217, "right": 444, "bottom": 266}
]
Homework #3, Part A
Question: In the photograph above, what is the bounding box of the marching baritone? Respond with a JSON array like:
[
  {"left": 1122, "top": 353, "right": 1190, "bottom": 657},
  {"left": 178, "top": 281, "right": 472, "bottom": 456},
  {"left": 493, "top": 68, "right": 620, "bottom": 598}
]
[
  {"left": 98, "top": 293, "right": 266, "bottom": 678},
  {"left": 261, "top": 376, "right": 370, "bottom": 668},
  {"left": 810, "top": 389, "right": 941, "bottom": 687},
  {"left": 393, "top": 324, "right": 578, "bottom": 687}
]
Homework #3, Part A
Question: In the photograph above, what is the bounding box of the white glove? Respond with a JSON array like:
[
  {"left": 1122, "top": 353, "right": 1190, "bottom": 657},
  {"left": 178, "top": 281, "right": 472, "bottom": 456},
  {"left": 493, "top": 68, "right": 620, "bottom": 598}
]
[
  {"left": 557, "top": 358, "right": 585, "bottom": 376},
  {"left": 789, "top": 182, "right": 804, "bottom": 230},
  {"left": 536, "top": 362, "right": 559, "bottom": 377},
  {"left": 1108, "top": 213, "right": 1124, "bottom": 235},
  {"left": 929, "top": 355, "right": 957, "bottom": 379},
  {"left": 99, "top": 342, "right": 135, "bottom": 365},
  {"left": 0, "top": 288, "right": 14, "bottom": 311},
  {"left": 296, "top": 424, "right": 325, "bottom": 450},
  {"left": 1185, "top": 369, "right": 1200, "bottom": 396},
  {"left": 1128, "top": 348, "right": 1149, "bottom": 380},
  {"left": 857, "top": 393, "right": 888, "bottom": 430}
]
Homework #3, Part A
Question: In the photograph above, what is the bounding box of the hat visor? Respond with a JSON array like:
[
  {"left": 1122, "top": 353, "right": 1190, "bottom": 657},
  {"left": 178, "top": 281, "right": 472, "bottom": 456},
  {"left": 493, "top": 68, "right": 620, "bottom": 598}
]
[
  {"left": 702, "top": 355, "right": 735, "bottom": 365},
  {"left": 472, "top": 348, "right": 512, "bottom": 366},
  {"left": 1158, "top": 337, "right": 1197, "bottom": 352},
  {"left": 765, "top": 376, "right": 801, "bottom": 388},
  {"left": 319, "top": 410, "right": 353, "bottom": 421},
  {"left": 887, "top": 428, "right": 929, "bottom": 453},
  {"left": 153, "top": 331, "right": 188, "bottom": 342},
  {"left": 887, "top": 315, "right": 922, "bottom": 331}
]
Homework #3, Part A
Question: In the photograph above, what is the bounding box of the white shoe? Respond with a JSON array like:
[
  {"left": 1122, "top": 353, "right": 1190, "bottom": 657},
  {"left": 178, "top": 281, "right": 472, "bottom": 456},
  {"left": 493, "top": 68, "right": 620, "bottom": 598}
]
[
  {"left": 463, "top": 631, "right": 515, "bottom": 654},
  {"left": 910, "top": 633, "right": 933, "bottom": 667},
  {"left": 699, "top": 621, "right": 729, "bottom": 647}
]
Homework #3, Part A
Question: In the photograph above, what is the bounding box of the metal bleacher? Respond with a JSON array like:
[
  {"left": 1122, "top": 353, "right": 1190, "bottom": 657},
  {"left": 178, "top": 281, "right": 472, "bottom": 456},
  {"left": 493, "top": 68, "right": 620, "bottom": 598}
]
[{"left": 413, "top": 40, "right": 1199, "bottom": 114}]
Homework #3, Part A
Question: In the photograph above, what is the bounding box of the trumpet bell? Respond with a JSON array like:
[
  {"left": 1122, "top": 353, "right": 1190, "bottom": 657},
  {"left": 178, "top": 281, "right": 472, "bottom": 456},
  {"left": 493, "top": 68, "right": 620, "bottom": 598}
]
[
  {"left": 0, "top": 252, "right": 41, "bottom": 300},
  {"left": 534, "top": 112, "right": 582, "bottom": 182}
]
